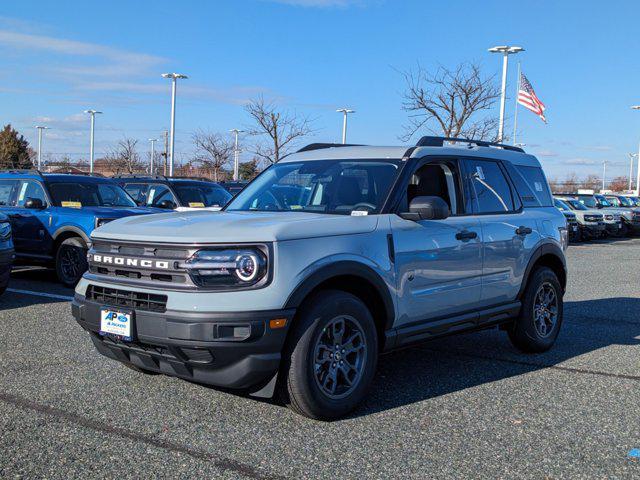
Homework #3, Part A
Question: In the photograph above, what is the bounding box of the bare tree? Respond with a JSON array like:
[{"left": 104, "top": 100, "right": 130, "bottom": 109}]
[
  {"left": 192, "top": 131, "right": 234, "bottom": 181},
  {"left": 245, "top": 96, "right": 313, "bottom": 164},
  {"left": 608, "top": 176, "right": 628, "bottom": 192},
  {"left": 103, "top": 137, "right": 144, "bottom": 174},
  {"left": 400, "top": 62, "right": 501, "bottom": 142}
]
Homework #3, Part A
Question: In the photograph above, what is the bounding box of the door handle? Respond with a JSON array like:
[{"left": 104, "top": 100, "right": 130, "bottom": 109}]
[
  {"left": 455, "top": 230, "right": 478, "bottom": 241},
  {"left": 515, "top": 226, "right": 533, "bottom": 235}
]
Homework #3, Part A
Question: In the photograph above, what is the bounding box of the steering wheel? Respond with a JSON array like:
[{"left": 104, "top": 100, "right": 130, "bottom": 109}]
[
  {"left": 352, "top": 202, "right": 376, "bottom": 212},
  {"left": 257, "top": 191, "right": 283, "bottom": 211}
]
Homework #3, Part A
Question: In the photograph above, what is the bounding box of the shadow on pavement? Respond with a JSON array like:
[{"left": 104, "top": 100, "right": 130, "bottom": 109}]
[{"left": 0, "top": 267, "right": 73, "bottom": 310}]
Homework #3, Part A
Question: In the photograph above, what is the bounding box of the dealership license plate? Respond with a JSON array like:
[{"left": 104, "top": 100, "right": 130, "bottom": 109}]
[
  {"left": 100, "top": 309, "right": 133, "bottom": 341},
  {"left": 572, "top": 226, "right": 578, "bottom": 232}
]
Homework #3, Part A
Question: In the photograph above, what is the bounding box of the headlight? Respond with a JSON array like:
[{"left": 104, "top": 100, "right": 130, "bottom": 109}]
[
  {"left": 95, "top": 218, "right": 115, "bottom": 228},
  {"left": 0, "top": 222, "right": 11, "bottom": 240},
  {"left": 180, "top": 247, "right": 268, "bottom": 288}
]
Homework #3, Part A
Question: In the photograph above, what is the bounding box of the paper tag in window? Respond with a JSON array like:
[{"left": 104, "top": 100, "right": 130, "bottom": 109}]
[
  {"left": 475, "top": 166, "right": 485, "bottom": 180},
  {"left": 534, "top": 182, "right": 543, "bottom": 192},
  {"left": 188, "top": 202, "right": 205, "bottom": 208},
  {"left": 351, "top": 210, "right": 369, "bottom": 216},
  {"left": 290, "top": 205, "right": 303, "bottom": 210},
  {"left": 61, "top": 201, "right": 82, "bottom": 208}
]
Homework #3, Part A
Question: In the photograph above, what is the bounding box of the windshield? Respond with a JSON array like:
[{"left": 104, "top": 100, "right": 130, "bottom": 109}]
[
  {"left": 616, "top": 196, "right": 634, "bottom": 207},
  {"left": 226, "top": 159, "right": 402, "bottom": 215},
  {"left": 595, "top": 195, "right": 612, "bottom": 207},
  {"left": 172, "top": 183, "right": 232, "bottom": 208},
  {"left": 566, "top": 199, "right": 588, "bottom": 211},
  {"left": 554, "top": 198, "right": 571, "bottom": 211},
  {"left": 49, "top": 182, "right": 137, "bottom": 208}
]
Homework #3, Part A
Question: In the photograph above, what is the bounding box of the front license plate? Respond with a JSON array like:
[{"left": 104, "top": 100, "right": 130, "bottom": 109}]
[
  {"left": 100, "top": 309, "right": 133, "bottom": 341},
  {"left": 572, "top": 226, "right": 578, "bottom": 232}
]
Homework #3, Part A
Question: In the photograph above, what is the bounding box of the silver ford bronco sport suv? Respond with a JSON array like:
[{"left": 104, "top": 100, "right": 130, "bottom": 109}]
[{"left": 72, "top": 136, "right": 568, "bottom": 420}]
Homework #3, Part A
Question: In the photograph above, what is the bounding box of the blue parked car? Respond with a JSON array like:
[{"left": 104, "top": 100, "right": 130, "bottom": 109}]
[
  {"left": 0, "top": 171, "right": 161, "bottom": 286},
  {"left": 0, "top": 212, "right": 14, "bottom": 295}
]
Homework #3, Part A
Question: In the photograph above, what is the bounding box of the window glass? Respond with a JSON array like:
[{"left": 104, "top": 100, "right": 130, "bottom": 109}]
[
  {"left": 0, "top": 180, "right": 17, "bottom": 206},
  {"left": 465, "top": 159, "right": 515, "bottom": 213},
  {"left": 147, "top": 184, "right": 177, "bottom": 207},
  {"left": 579, "top": 196, "right": 597, "bottom": 208},
  {"left": 503, "top": 163, "right": 540, "bottom": 207},
  {"left": 554, "top": 198, "right": 571, "bottom": 211},
  {"left": 227, "top": 159, "right": 401, "bottom": 215},
  {"left": 172, "top": 183, "right": 233, "bottom": 208},
  {"left": 403, "top": 162, "right": 462, "bottom": 215},
  {"left": 17, "top": 180, "right": 47, "bottom": 207},
  {"left": 123, "top": 184, "right": 147, "bottom": 203},
  {"left": 49, "top": 182, "right": 137, "bottom": 207},
  {"left": 513, "top": 166, "right": 553, "bottom": 206}
]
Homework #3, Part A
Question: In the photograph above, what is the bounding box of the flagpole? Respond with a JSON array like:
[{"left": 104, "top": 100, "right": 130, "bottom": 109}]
[{"left": 513, "top": 62, "right": 521, "bottom": 145}]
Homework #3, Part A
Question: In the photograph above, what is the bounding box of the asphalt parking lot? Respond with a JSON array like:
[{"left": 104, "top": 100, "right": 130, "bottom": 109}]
[{"left": 0, "top": 239, "right": 638, "bottom": 479}]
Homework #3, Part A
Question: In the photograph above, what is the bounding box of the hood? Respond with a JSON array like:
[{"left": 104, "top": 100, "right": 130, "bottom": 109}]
[
  {"left": 561, "top": 211, "right": 576, "bottom": 219},
  {"left": 92, "top": 210, "right": 379, "bottom": 243},
  {"left": 175, "top": 206, "right": 222, "bottom": 212},
  {"left": 66, "top": 206, "right": 164, "bottom": 218},
  {"left": 574, "top": 208, "right": 602, "bottom": 217}
]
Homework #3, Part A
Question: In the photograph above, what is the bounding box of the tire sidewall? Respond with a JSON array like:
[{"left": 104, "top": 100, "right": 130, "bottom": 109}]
[
  {"left": 284, "top": 290, "right": 378, "bottom": 419},
  {"left": 56, "top": 237, "right": 88, "bottom": 287}
]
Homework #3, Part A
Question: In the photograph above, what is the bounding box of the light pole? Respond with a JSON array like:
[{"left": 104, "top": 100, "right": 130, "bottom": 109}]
[
  {"left": 630, "top": 106, "right": 640, "bottom": 195},
  {"left": 84, "top": 110, "right": 102, "bottom": 174},
  {"left": 336, "top": 108, "right": 355, "bottom": 144},
  {"left": 627, "top": 153, "right": 637, "bottom": 191},
  {"left": 229, "top": 129, "right": 244, "bottom": 181},
  {"left": 148, "top": 138, "right": 157, "bottom": 175},
  {"left": 161, "top": 73, "right": 188, "bottom": 177},
  {"left": 602, "top": 160, "right": 607, "bottom": 191},
  {"left": 488, "top": 45, "right": 524, "bottom": 143},
  {"left": 34, "top": 125, "right": 49, "bottom": 170}
]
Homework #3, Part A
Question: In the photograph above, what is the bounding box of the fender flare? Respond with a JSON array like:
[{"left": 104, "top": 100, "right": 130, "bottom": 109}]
[
  {"left": 52, "top": 226, "right": 90, "bottom": 245},
  {"left": 517, "top": 242, "right": 567, "bottom": 298},
  {"left": 284, "top": 260, "right": 396, "bottom": 329}
]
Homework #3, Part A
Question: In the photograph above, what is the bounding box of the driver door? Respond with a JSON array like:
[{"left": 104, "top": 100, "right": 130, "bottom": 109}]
[{"left": 390, "top": 159, "right": 483, "bottom": 327}]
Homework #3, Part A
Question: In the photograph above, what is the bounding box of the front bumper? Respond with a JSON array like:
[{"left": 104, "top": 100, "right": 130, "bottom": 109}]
[
  {"left": 604, "top": 222, "right": 622, "bottom": 234},
  {"left": 72, "top": 294, "right": 295, "bottom": 391},
  {"left": 581, "top": 222, "right": 606, "bottom": 236}
]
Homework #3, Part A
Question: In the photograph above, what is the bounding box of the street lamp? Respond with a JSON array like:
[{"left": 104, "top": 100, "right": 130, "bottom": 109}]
[
  {"left": 148, "top": 138, "right": 158, "bottom": 175},
  {"left": 84, "top": 109, "right": 102, "bottom": 174},
  {"left": 488, "top": 45, "right": 524, "bottom": 143},
  {"left": 34, "top": 125, "right": 50, "bottom": 170},
  {"left": 602, "top": 160, "right": 607, "bottom": 191},
  {"left": 627, "top": 153, "right": 637, "bottom": 191},
  {"left": 630, "top": 105, "right": 640, "bottom": 195},
  {"left": 229, "top": 129, "right": 244, "bottom": 181},
  {"left": 336, "top": 108, "right": 355, "bottom": 144},
  {"left": 161, "top": 73, "right": 188, "bottom": 177}
]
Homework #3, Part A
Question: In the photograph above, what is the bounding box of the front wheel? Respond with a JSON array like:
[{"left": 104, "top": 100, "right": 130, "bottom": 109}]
[
  {"left": 55, "top": 237, "right": 88, "bottom": 287},
  {"left": 508, "top": 267, "right": 563, "bottom": 353},
  {"left": 280, "top": 290, "right": 378, "bottom": 420}
]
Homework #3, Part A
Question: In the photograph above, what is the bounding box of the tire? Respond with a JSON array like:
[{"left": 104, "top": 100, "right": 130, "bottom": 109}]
[
  {"left": 574, "top": 229, "right": 582, "bottom": 243},
  {"left": 55, "top": 237, "right": 88, "bottom": 287},
  {"left": 279, "top": 290, "right": 378, "bottom": 420},
  {"left": 508, "top": 267, "right": 563, "bottom": 353},
  {"left": 124, "top": 363, "right": 160, "bottom": 375},
  {"left": 621, "top": 222, "right": 630, "bottom": 237}
]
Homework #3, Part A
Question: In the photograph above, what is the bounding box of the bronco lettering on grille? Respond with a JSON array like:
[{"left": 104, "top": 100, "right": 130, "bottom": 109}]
[{"left": 92, "top": 254, "right": 170, "bottom": 269}]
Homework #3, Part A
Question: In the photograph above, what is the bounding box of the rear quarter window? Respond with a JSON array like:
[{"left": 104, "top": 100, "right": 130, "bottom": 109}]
[{"left": 506, "top": 164, "right": 553, "bottom": 207}]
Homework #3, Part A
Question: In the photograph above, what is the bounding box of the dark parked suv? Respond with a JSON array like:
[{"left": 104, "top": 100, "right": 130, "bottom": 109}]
[
  {"left": 0, "top": 212, "right": 14, "bottom": 295},
  {"left": 0, "top": 171, "right": 160, "bottom": 286}
]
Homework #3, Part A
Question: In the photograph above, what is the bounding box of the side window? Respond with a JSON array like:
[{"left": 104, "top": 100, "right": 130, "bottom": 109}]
[
  {"left": 465, "top": 159, "right": 515, "bottom": 213},
  {"left": 514, "top": 165, "right": 553, "bottom": 207},
  {"left": 123, "top": 184, "right": 146, "bottom": 203},
  {"left": 147, "top": 184, "right": 176, "bottom": 206},
  {"left": 16, "top": 180, "right": 47, "bottom": 207},
  {"left": 0, "top": 180, "right": 17, "bottom": 206},
  {"left": 402, "top": 160, "right": 463, "bottom": 215}
]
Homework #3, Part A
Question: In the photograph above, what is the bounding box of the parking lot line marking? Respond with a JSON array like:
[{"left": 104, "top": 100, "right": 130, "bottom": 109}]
[
  {"left": 0, "top": 391, "right": 287, "bottom": 480},
  {"left": 6, "top": 288, "right": 74, "bottom": 302}
]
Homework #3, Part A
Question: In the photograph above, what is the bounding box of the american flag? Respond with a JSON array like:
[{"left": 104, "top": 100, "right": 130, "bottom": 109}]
[{"left": 518, "top": 73, "right": 546, "bottom": 123}]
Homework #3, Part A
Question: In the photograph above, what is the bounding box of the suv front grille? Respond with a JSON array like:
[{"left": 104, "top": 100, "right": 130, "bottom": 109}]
[{"left": 87, "top": 285, "right": 168, "bottom": 312}]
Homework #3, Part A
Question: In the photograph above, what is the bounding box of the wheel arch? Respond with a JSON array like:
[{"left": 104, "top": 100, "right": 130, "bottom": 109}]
[
  {"left": 52, "top": 226, "right": 90, "bottom": 253},
  {"left": 284, "top": 261, "right": 396, "bottom": 350},
  {"left": 518, "top": 242, "right": 567, "bottom": 298}
]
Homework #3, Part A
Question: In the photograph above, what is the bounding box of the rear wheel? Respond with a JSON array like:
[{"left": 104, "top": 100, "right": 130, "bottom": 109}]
[
  {"left": 508, "top": 267, "right": 563, "bottom": 353},
  {"left": 280, "top": 290, "right": 378, "bottom": 420},
  {"left": 55, "top": 237, "right": 88, "bottom": 287}
]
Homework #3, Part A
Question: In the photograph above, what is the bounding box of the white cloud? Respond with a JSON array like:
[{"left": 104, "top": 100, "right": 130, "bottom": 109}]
[{"left": 566, "top": 158, "right": 597, "bottom": 166}]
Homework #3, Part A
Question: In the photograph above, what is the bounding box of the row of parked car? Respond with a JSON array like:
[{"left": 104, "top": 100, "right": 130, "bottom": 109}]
[
  {"left": 0, "top": 170, "right": 247, "bottom": 288},
  {"left": 553, "top": 193, "right": 640, "bottom": 242}
]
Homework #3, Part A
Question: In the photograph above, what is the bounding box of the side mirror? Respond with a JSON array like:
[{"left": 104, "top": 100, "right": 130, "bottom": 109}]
[
  {"left": 400, "top": 196, "right": 450, "bottom": 221},
  {"left": 156, "top": 199, "right": 176, "bottom": 210},
  {"left": 24, "top": 198, "right": 45, "bottom": 209}
]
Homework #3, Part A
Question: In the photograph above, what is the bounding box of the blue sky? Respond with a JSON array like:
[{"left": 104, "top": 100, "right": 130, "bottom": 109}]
[{"left": 2, "top": 0, "right": 640, "bottom": 180}]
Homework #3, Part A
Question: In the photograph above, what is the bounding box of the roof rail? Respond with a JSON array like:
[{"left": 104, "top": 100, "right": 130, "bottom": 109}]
[
  {"left": 169, "top": 176, "right": 213, "bottom": 182},
  {"left": 112, "top": 174, "right": 168, "bottom": 180},
  {"left": 297, "top": 143, "right": 365, "bottom": 153},
  {"left": 416, "top": 136, "right": 525, "bottom": 153},
  {"left": 0, "top": 168, "right": 45, "bottom": 178}
]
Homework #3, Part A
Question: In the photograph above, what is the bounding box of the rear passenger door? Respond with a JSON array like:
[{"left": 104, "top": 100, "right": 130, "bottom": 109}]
[{"left": 463, "top": 158, "right": 539, "bottom": 307}]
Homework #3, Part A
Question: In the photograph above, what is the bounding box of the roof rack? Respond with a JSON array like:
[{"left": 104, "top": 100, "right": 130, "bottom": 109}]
[
  {"left": 169, "top": 176, "right": 213, "bottom": 182},
  {"left": 0, "top": 169, "right": 45, "bottom": 178},
  {"left": 112, "top": 174, "right": 168, "bottom": 180},
  {"left": 297, "top": 143, "right": 365, "bottom": 153},
  {"left": 416, "top": 136, "right": 525, "bottom": 153}
]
